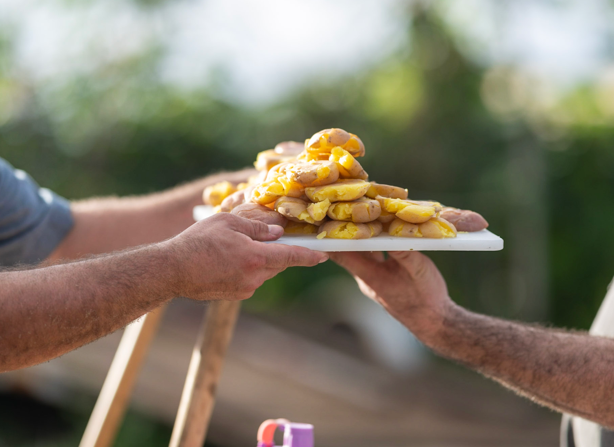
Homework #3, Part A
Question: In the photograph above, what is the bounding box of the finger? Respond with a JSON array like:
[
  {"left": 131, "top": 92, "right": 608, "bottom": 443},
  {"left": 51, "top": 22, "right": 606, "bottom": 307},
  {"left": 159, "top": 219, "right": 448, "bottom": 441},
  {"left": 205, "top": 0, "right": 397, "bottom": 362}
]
[
  {"left": 225, "top": 214, "right": 284, "bottom": 241},
  {"left": 264, "top": 244, "right": 328, "bottom": 269}
]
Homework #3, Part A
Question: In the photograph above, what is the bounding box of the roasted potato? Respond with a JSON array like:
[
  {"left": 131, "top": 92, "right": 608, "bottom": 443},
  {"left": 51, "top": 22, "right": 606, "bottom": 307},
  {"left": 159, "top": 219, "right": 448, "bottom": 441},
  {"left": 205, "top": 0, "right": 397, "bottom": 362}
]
[
  {"left": 274, "top": 141, "right": 304, "bottom": 156},
  {"left": 419, "top": 217, "right": 457, "bottom": 238},
  {"left": 376, "top": 196, "right": 437, "bottom": 224},
  {"left": 366, "top": 182, "right": 408, "bottom": 200},
  {"left": 389, "top": 218, "right": 421, "bottom": 238},
  {"left": 284, "top": 221, "right": 319, "bottom": 234},
  {"left": 377, "top": 208, "right": 396, "bottom": 224},
  {"left": 327, "top": 198, "right": 381, "bottom": 223},
  {"left": 231, "top": 203, "right": 288, "bottom": 227},
  {"left": 411, "top": 200, "right": 443, "bottom": 213},
  {"left": 329, "top": 147, "right": 368, "bottom": 180},
  {"left": 305, "top": 179, "right": 370, "bottom": 203},
  {"left": 305, "top": 128, "right": 366, "bottom": 158},
  {"left": 307, "top": 199, "right": 331, "bottom": 222},
  {"left": 440, "top": 207, "right": 489, "bottom": 232},
  {"left": 318, "top": 220, "right": 382, "bottom": 240},
  {"left": 286, "top": 161, "right": 340, "bottom": 187},
  {"left": 203, "top": 181, "right": 237, "bottom": 206},
  {"left": 254, "top": 149, "right": 295, "bottom": 171},
  {"left": 274, "top": 196, "right": 324, "bottom": 225},
  {"left": 250, "top": 180, "right": 285, "bottom": 205},
  {"left": 263, "top": 164, "right": 304, "bottom": 198},
  {"left": 396, "top": 204, "right": 438, "bottom": 224},
  {"left": 276, "top": 176, "right": 305, "bottom": 198}
]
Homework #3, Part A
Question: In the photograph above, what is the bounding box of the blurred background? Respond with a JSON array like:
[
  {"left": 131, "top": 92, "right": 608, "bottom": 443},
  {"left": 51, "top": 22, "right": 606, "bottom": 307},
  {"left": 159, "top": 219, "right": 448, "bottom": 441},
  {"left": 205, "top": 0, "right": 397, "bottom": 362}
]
[{"left": 2, "top": 0, "right": 614, "bottom": 445}]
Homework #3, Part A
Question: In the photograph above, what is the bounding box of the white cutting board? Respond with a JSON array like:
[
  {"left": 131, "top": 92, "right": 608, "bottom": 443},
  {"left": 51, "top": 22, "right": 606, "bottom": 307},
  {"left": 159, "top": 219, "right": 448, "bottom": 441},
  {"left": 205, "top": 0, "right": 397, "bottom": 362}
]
[{"left": 193, "top": 205, "right": 503, "bottom": 252}]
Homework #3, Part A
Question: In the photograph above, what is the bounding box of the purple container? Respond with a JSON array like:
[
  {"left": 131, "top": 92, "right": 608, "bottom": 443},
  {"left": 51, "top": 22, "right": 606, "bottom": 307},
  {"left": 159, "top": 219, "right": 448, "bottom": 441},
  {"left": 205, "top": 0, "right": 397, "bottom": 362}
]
[{"left": 257, "top": 420, "right": 314, "bottom": 447}]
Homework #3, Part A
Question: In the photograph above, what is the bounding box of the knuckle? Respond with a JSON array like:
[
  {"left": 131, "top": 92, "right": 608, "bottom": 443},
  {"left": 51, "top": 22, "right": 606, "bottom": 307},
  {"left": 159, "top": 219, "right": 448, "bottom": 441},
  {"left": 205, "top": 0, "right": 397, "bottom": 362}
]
[
  {"left": 243, "top": 253, "right": 265, "bottom": 271},
  {"left": 209, "top": 212, "right": 235, "bottom": 230},
  {"left": 249, "top": 219, "right": 267, "bottom": 234}
]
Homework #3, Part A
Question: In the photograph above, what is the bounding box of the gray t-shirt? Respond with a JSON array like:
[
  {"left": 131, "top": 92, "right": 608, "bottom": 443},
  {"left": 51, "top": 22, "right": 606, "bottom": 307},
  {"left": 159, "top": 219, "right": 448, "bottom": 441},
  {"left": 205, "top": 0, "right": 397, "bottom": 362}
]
[{"left": 0, "top": 158, "right": 74, "bottom": 266}]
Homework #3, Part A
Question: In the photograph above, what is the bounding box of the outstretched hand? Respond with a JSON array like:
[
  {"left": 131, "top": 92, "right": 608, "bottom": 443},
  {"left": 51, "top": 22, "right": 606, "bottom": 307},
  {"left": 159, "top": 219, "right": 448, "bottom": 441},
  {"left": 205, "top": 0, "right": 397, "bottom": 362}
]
[
  {"left": 331, "top": 251, "right": 453, "bottom": 346},
  {"left": 166, "top": 213, "right": 328, "bottom": 301}
]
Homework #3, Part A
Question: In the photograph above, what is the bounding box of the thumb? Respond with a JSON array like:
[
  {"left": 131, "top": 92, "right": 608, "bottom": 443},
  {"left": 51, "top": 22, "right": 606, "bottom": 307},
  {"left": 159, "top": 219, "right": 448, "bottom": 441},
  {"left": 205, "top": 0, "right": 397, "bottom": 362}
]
[{"left": 226, "top": 214, "right": 284, "bottom": 242}]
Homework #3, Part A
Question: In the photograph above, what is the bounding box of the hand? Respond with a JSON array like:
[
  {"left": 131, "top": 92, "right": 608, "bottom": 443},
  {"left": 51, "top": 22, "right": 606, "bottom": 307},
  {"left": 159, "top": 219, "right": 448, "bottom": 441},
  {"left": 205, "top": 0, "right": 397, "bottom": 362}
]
[
  {"left": 330, "top": 251, "right": 453, "bottom": 345},
  {"left": 165, "top": 213, "right": 328, "bottom": 301}
]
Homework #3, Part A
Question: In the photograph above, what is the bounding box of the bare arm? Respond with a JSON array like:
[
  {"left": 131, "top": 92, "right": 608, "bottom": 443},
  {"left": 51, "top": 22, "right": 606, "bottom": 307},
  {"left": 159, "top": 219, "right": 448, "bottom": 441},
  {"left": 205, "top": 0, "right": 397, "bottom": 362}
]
[
  {"left": 1, "top": 214, "right": 327, "bottom": 372},
  {"left": 332, "top": 251, "right": 614, "bottom": 428},
  {"left": 48, "top": 168, "right": 256, "bottom": 260},
  {"left": 1, "top": 244, "right": 175, "bottom": 371}
]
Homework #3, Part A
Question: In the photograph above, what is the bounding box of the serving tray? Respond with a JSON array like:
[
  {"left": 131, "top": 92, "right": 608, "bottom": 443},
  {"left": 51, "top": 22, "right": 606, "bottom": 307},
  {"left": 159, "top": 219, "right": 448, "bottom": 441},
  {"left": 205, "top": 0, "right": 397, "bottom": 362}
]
[{"left": 193, "top": 205, "right": 503, "bottom": 252}]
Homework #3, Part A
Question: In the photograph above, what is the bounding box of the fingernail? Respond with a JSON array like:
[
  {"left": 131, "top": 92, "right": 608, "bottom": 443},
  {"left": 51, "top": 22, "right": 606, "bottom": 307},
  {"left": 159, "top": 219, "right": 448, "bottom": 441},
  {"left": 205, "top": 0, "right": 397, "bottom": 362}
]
[
  {"left": 268, "top": 225, "right": 284, "bottom": 237},
  {"left": 319, "top": 254, "right": 329, "bottom": 264}
]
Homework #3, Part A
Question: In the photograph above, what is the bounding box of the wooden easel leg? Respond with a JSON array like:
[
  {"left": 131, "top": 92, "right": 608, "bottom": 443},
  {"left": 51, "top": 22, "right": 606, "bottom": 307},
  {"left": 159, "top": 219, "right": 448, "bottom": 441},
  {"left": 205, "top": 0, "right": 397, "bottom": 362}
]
[
  {"left": 79, "top": 305, "right": 166, "bottom": 447},
  {"left": 169, "top": 300, "right": 241, "bottom": 447}
]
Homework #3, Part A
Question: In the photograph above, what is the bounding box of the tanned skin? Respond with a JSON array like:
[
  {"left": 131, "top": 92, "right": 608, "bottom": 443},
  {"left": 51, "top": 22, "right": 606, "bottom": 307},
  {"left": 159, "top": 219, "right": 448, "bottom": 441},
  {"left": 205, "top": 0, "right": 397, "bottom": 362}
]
[
  {"left": 0, "top": 171, "right": 328, "bottom": 372},
  {"left": 332, "top": 251, "right": 614, "bottom": 429},
  {"left": 48, "top": 169, "right": 256, "bottom": 260}
]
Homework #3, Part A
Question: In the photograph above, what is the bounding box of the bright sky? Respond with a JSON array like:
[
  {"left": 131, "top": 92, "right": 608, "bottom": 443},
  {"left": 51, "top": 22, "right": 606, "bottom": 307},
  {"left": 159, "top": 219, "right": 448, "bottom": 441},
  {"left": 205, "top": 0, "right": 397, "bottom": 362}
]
[{"left": 1, "top": 0, "right": 613, "bottom": 105}]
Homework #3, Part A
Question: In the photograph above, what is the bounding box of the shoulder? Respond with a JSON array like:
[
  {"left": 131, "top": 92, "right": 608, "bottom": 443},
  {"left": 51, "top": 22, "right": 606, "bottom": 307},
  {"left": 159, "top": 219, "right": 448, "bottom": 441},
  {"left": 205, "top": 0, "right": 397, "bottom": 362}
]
[{"left": 0, "top": 158, "right": 74, "bottom": 266}]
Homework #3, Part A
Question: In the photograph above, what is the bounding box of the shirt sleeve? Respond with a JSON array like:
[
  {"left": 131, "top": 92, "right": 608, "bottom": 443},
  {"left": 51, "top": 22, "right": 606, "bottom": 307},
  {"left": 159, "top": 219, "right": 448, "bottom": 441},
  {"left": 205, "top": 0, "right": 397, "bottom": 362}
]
[{"left": 0, "top": 158, "right": 74, "bottom": 266}]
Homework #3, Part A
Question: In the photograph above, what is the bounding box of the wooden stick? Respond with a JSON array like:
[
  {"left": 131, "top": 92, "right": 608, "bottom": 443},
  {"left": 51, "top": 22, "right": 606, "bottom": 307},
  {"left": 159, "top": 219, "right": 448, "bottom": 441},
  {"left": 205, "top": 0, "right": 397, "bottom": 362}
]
[
  {"left": 169, "top": 300, "right": 241, "bottom": 447},
  {"left": 79, "top": 306, "right": 166, "bottom": 447}
]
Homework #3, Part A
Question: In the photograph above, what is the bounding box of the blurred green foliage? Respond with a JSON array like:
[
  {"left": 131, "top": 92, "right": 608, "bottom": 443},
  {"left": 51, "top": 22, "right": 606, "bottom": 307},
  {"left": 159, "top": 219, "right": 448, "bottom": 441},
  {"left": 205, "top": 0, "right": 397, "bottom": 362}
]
[{"left": 1, "top": 5, "right": 614, "bottom": 332}]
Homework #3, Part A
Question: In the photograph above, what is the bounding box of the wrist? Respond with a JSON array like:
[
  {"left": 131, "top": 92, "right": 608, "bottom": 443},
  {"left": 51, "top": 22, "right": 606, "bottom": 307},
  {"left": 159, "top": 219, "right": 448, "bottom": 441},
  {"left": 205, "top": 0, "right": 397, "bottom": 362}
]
[
  {"left": 396, "top": 297, "right": 458, "bottom": 350},
  {"left": 150, "top": 240, "right": 185, "bottom": 299},
  {"left": 420, "top": 301, "right": 471, "bottom": 356}
]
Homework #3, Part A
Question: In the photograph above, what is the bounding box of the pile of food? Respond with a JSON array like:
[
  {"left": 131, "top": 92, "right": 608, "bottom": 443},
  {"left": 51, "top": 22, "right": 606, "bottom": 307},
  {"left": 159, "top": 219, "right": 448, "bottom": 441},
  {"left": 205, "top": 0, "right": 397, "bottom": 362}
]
[{"left": 203, "top": 128, "right": 488, "bottom": 240}]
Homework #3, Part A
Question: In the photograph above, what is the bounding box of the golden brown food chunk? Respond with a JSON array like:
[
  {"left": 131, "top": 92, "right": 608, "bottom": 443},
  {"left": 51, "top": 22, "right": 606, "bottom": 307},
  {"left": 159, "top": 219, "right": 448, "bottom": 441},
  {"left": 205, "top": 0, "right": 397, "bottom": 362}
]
[
  {"left": 254, "top": 149, "right": 296, "bottom": 172},
  {"left": 318, "top": 220, "right": 382, "bottom": 240},
  {"left": 305, "top": 179, "right": 370, "bottom": 203},
  {"left": 389, "top": 218, "right": 421, "bottom": 237},
  {"left": 265, "top": 162, "right": 291, "bottom": 180},
  {"left": 284, "top": 221, "right": 319, "bottom": 234},
  {"left": 304, "top": 128, "right": 365, "bottom": 159},
  {"left": 377, "top": 196, "right": 437, "bottom": 224},
  {"left": 275, "top": 176, "right": 305, "bottom": 198},
  {"left": 327, "top": 198, "right": 381, "bottom": 223},
  {"left": 366, "top": 182, "right": 408, "bottom": 200},
  {"left": 274, "top": 196, "right": 325, "bottom": 225},
  {"left": 307, "top": 199, "right": 331, "bottom": 222},
  {"left": 250, "top": 180, "right": 285, "bottom": 205},
  {"left": 377, "top": 208, "right": 396, "bottom": 224},
  {"left": 329, "top": 147, "right": 368, "bottom": 180},
  {"left": 419, "top": 217, "right": 457, "bottom": 238},
  {"left": 396, "top": 204, "right": 438, "bottom": 224},
  {"left": 231, "top": 203, "right": 288, "bottom": 227},
  {"left": 439, "top": 207, "right": 489, "bottom": 232},
  {"left": 274, "top": 141, "right": 304, "bottom": 156},
  {"left": 203, "top": 181, "right": 237, "bottom": 206},
  {"left": 411, "top": 200, "right": 443, "bottom": 213},
  {"left": 286, "top": 161, "right": 340, "bottom": 187}
]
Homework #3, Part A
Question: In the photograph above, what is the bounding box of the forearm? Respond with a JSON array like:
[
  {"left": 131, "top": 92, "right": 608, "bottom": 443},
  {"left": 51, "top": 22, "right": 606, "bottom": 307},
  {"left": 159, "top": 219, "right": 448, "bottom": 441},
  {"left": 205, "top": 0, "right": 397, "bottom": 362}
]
[
  {"left": 50, "top": 169, "right": 255, "bottom": 259},
  {"left": 429, "top": 304, "right": 614, "bottom": 426},
  {"left": 0, "top": 243, "right": 178, "bottom": 372}
]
